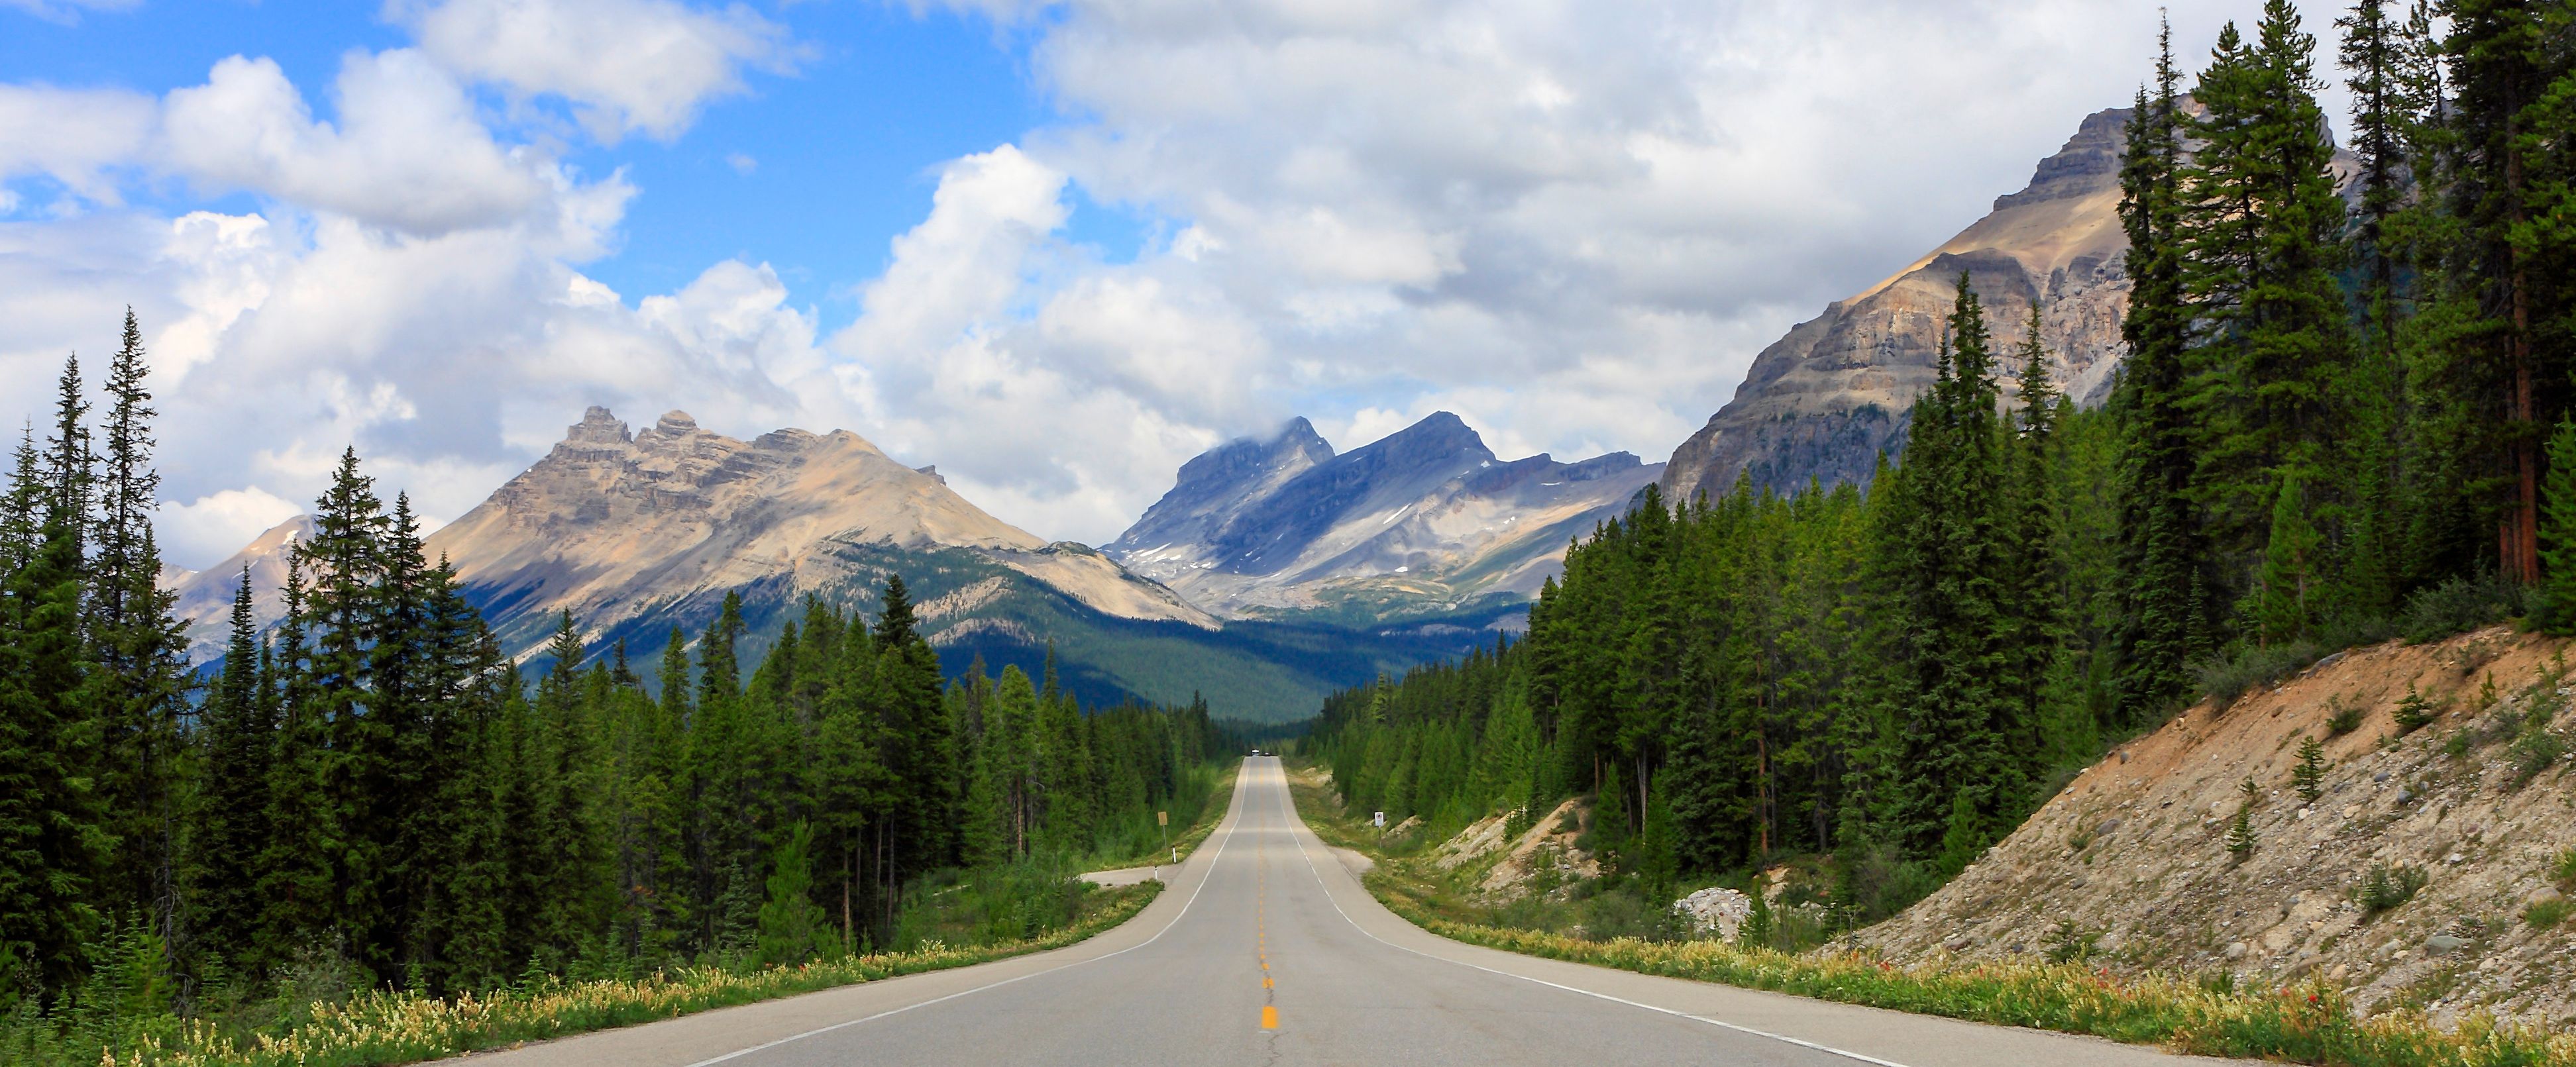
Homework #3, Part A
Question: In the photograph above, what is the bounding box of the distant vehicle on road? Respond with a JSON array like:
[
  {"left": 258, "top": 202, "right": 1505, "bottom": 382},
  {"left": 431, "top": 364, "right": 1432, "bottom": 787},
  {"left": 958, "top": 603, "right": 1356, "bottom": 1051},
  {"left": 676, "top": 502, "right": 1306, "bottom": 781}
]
[{"left": 1248, "top": 748, "right": 1265, "bottom": 757}]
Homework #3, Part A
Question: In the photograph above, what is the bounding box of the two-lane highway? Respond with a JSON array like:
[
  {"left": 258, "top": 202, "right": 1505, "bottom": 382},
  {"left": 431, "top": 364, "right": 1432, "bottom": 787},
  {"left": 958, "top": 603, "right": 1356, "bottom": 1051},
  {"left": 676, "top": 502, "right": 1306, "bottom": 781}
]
[{"left": 458, "top": 759, "right": 2244, "bottom": 1066}]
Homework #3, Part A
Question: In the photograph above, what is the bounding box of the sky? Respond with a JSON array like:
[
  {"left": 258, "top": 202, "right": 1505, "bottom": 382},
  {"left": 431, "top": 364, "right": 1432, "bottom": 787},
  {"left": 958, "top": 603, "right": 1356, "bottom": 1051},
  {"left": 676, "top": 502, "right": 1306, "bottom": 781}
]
[{"left": 0, "top": 0, "right": 2359, "bottom": 569}]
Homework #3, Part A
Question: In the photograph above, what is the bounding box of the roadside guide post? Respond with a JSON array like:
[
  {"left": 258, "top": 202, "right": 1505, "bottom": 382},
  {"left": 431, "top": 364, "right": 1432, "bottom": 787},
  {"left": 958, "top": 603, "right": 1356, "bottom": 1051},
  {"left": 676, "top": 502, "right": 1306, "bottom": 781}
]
[{"left": 1373, "top": 811, "right": 1385, "bottom": 828}]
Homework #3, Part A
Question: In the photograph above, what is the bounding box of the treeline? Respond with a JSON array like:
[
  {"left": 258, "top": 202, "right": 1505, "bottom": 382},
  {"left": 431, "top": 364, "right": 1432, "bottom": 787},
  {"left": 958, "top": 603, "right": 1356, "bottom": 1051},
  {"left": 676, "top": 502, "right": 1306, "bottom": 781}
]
[
  {"left": 0, "top": 315, "right": 1231, "bottom": 1012},
  {"left": 1315, "top": 0, "right": 2576, "bottom": 918}
]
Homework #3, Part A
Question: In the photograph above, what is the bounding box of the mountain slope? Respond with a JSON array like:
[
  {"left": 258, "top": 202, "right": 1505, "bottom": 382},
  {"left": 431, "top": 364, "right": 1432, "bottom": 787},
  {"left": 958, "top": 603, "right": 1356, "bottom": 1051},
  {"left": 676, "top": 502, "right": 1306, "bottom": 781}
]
[
  {"left": 166, "top": 513, "right": 311, "bottom": 664},
  {"left": 1660, "top": 105, "right": 2137, "bottom": 502},
  {"left": 1106, "top": 413, "right": 1661, "bottom": 622}
]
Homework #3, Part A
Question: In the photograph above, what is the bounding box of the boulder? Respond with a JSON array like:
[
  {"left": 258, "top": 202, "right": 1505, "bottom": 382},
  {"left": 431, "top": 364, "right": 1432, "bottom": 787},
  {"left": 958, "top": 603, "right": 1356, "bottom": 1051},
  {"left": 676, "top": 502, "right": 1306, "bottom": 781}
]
[{"left": 1674, "top": 887, "right": 1755, "bottom": 940}]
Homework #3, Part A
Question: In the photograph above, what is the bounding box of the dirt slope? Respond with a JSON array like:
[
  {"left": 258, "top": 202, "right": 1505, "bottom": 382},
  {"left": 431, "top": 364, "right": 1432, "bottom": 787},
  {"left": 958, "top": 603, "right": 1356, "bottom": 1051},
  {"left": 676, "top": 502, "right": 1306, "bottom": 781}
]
[{"left": 1854, "top": 627, "right": 2576, "bottom": 1029}]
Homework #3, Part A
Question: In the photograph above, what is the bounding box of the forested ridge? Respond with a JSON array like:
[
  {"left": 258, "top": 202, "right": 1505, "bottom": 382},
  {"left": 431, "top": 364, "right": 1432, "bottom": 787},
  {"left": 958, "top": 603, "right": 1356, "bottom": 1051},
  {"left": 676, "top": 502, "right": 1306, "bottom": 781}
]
[
  {"left": 0, "top": 314, "right": 1234, "bottom": 1035},
  {"left": 1315, "top": 0, "right": 2576, "bottom": 924}
]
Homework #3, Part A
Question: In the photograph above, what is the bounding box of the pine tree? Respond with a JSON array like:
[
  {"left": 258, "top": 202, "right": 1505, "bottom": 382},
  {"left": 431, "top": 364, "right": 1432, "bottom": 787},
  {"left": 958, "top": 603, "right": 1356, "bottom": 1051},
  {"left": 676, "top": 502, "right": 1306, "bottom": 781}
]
[
  {"left": 1895, "top": 276, "right": 2021, "bottom": 846},
  {"left": 2436, "top": 0, "right": 2570, "bottom": 587},
  {"left": 90, "top": 311, "right": 193, "bottom": 956},
  {"left": 1592, "top": 760, "right": 1630, "bottom": 869},
  {"left": 0, "top": 411, "right": 107, "bottom": 988},
  {"left": 2294, "top": 736, "right": 2327, "bottom": 805},
  {"left": 2112, "top": 23, "right": 2209, "bottom": 726},
  {"left": 2002, "top": 309, "right": 2066, "bottom": 774},
  {"left": 2227, "top": 776, "right": 2261, "bottom": 860},
  {"left": 2541, "top": 416, "right": 2576, "bottom": 629},
  {"left": 531, "top": 611, "right": 608, "bottom": 960},
  {"left": 2255, "top": 466, "right": 2326, "bottom": 642},
  {"left": 2179, "top": 2, "right": 2359, "bottom": 628},
  {"left": 258, "top": 550, "right": 336, "bottom": 971},
  {"left": 2335, "top": 0, "right": 2418, "bottom": 623},
  {"left": 755, "top": 820, "right": 828, "bottom": 966},
  {"left": 190, "top": 568, "right": 274, "bottom": 969}
]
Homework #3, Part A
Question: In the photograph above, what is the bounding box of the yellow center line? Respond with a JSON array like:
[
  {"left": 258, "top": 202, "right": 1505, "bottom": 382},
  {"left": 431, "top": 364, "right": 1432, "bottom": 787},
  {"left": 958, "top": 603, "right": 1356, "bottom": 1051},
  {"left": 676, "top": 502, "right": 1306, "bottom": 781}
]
[{"left": 1259, "top": 833, "right": 1277, "bottom": 1031}]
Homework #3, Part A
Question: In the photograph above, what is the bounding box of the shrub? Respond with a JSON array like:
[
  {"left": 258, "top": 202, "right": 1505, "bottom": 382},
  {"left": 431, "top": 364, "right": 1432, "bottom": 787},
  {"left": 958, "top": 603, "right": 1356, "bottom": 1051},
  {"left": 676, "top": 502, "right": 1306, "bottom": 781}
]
[
  {"left": 2043, "top": 919, "right": 2102, "bottom": 964},
  {"left": 2398, "top": 574, "right": 2528, "bottom": 644},
  {"left": 2326, "top": 695, "right": 2366, "bottom": 736},
  {"left": 2195, "top": 640, "right": 2324, "bottom": 705},
  {"left": 2552, "top": 847, "right": 2576, "bottom": 890},
  {"left": 2357, "top": 864, "right": 2430, "bottom": 917},
  {"left": 2392, "top": 685, "right": 2438, "bottom": 733},
  {"left": 2524, "top": 899, "right": 2573, "bottom": 931},
  {"left": 2507, "top": 728, "right": 2565, "bottom": 789}
]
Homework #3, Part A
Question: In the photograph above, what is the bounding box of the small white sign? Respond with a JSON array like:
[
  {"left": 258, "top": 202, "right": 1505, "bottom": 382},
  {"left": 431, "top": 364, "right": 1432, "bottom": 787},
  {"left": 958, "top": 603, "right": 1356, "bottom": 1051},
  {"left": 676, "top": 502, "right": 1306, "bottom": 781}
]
[{"left": 1373, "top": 811, "right": 1385, "bottom": 827}]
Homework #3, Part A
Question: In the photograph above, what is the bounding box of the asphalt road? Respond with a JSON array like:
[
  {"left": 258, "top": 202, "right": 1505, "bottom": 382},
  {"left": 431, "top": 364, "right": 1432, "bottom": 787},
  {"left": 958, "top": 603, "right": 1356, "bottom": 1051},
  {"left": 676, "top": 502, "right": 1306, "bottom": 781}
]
[{"left": 457, "top": 758, "right": 2247, "bottom": 1066}]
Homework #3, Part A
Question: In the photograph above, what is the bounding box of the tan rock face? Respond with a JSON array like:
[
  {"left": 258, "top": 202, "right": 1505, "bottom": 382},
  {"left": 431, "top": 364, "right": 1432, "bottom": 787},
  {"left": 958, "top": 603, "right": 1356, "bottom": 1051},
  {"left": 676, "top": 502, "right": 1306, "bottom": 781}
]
[
  {"left": 1853, "top": 627, "right": 2576, "bottom": 1029},
  {"left": 1662, "top": 106, "right": 2136, "bottom": 503},
  {"left": 419, "top": 406, "right": 1214, "bottom": 658},
  {"left": 164, "top": 513, "right": 313, "bottom": 662}
]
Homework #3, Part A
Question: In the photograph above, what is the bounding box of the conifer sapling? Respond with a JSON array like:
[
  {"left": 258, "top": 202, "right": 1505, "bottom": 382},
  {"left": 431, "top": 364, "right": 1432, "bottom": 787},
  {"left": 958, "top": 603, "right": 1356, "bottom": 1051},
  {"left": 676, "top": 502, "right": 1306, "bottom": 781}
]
[
  {"left": 2293, "top": 737, "right": 2326, "bottom": 805},
  {"left": 2226, "top": 777, "right": 2259, "bottom": 860}
]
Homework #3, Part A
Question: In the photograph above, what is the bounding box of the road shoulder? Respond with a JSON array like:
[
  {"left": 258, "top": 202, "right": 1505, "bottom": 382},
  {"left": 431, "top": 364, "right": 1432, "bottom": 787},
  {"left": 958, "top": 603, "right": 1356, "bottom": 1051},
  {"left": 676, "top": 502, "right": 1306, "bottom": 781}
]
[
  {"left": 440, "top": 770, "right": 1254, "bottom": 1067},
  {"left": 1268, "top": 766, "right": 2245, "bottom": 1067}
]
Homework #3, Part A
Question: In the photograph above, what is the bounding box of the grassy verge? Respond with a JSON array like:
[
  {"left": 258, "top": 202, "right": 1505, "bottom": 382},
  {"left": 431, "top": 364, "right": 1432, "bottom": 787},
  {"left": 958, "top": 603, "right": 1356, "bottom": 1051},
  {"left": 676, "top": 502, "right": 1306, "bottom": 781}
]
[
  {"left": 1284, "top": 762, "right": 2573, "bottom": 1067},
  {"left": 64, "top": 881, "right": 1162, "bottom": 1067},
  {"left": 1087, "top": 760, "right": 1240, "bottom": 871}
]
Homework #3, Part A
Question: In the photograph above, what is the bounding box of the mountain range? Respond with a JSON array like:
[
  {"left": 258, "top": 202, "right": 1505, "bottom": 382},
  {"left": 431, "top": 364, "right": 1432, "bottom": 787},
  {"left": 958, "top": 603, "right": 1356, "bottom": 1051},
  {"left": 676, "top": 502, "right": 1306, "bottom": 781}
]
[
  {"left": 1104, "top": 413, "right": 1658, "bottom": 623},
  {"left": 164, "top": 409, "right": 1516, "bottom": 723}
]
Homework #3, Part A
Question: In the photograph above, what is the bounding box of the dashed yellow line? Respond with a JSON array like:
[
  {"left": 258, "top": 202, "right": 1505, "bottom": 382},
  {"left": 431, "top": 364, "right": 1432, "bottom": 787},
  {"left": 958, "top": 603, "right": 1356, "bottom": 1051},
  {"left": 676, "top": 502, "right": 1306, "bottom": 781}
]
[{"left": 1258, "top": 848, "right": 1277, "bottom": 1031}]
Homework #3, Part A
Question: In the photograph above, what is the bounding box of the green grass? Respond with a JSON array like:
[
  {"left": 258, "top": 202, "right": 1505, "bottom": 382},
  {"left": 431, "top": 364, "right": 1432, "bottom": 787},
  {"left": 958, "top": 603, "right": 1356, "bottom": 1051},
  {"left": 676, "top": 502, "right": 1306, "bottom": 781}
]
[{"left": 9, "top": 882, "right": 1163, "bottom": 1067}]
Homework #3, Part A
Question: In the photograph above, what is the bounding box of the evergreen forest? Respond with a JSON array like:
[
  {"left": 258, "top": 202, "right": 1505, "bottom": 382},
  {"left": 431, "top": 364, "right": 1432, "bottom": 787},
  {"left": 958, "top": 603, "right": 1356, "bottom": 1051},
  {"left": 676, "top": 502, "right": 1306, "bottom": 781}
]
[
  {"left": 1313, "top": 0, "right": 2576, "bottom": 924},
  {"left": 0, "top": 315, "right": 1234, "bottom": 1034}
]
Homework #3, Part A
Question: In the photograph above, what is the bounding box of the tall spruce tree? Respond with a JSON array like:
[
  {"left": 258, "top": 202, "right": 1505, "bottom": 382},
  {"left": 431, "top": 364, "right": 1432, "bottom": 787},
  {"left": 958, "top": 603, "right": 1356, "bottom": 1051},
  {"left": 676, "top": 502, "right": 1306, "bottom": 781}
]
[
  {"left": 91, "top": 311, "right": 193, "bottom": 956},
  {"left": 0, "top": 394, "right": 107, "bottom": 988},
  {"left": 1894, "top": 276, "right": 2019, "bottom": 848},
  {"left": 189, "top": 569, "right": 273, "bottom": 970},
  {"left": 2112, "top": 23, "right": 2208, "bottom": 725}
]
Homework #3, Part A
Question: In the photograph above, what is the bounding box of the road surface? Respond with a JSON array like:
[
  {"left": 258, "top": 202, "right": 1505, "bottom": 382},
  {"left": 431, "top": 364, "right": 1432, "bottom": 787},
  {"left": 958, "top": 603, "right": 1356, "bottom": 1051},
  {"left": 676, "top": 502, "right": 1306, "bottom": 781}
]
[{"left": 456, "top": 758, "right": 2245, "bottom": 1066}]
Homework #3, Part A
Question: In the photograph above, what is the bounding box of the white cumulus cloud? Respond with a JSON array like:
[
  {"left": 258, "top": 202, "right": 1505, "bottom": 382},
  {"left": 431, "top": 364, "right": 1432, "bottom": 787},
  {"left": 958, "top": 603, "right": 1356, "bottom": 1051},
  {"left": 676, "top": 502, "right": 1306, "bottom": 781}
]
[
  {"left": 163, "top": 51, "right": 556, "bottom": 236},
  {"left": 390, "top": 0, "right": 794, "bottom": 142}
]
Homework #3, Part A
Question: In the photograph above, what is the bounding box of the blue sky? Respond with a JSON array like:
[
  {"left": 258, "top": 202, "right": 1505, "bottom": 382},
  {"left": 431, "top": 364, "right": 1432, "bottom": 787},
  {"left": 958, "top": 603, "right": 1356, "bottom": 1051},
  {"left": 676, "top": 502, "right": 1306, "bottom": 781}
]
[{"left": 0, "top": 0, "right": 2346, "bottom": 565}]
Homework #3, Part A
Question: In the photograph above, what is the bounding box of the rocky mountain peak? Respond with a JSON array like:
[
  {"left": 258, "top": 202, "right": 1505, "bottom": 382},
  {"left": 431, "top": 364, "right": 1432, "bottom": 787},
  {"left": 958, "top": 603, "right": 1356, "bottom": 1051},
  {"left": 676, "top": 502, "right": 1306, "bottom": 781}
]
[
  {"left": 1108, "top": 411, "right": 1659, "bottom": 621},
  {"left": 162, "top": 513, "right": 315, "bottom": 662},
  {"left": 1107, "top": 417, "right": 1340, "bottom": 560},
  {"left": 564, "top": 405, "right": 633, "bottom": 446},
  {"left": 1660, "top": 105, "right": 2145, "bottom": 503},
  {"left": 1991, "top": 105, "right": 2129, "bottom": 211},
  {"left": 1357, "top": 411, "right": 1492, "bottom": 472}
]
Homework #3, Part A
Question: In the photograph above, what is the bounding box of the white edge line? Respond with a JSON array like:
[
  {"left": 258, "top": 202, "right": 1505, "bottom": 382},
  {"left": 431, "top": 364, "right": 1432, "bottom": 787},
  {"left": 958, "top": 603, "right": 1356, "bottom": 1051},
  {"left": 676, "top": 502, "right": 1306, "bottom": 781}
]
[
  {"left": 679, "top": 772, "right": 1252, "bottom": 1067},
  {"left": 1270, "top": 765, "right": 1913, "bottom": 1067}
]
